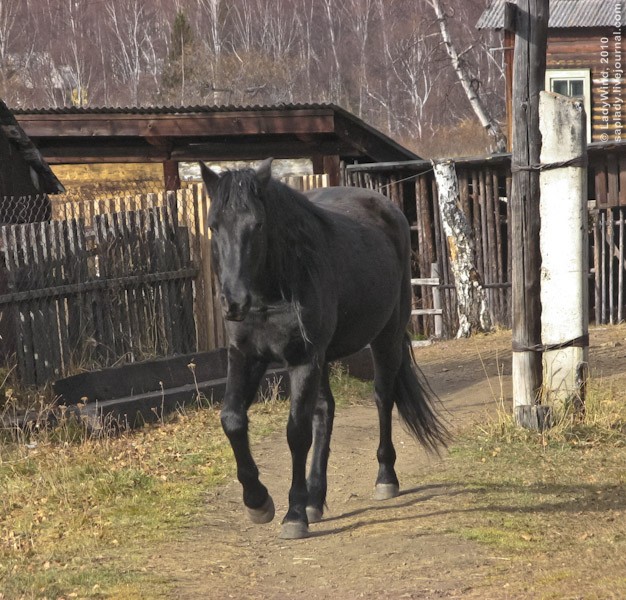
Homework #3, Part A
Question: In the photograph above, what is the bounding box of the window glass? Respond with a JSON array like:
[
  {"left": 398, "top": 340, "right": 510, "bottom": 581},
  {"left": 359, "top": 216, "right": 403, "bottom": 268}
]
[
  {"left": 552, "top": 80, "right": 569, "bottom": 95},
  {"left": 569, "top": 80, "right": 584, "bottom": 98}
]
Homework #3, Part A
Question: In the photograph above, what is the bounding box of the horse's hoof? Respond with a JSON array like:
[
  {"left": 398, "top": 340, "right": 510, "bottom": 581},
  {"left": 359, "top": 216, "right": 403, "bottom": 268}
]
[
  {"left": 373, "top": 483, "right": 400, "bottom": 501},
  {"left": 306, "top": 506, "right": 324, "bottom": 524},
  {"left": 279, "top": 521, "right": 310, "bottom": 540},
  {"left": 245, "top": 495, "right": 275, "bottom": 524}
]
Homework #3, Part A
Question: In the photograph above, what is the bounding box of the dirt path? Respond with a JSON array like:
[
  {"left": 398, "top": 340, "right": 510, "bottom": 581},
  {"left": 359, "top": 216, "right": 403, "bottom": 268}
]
[{"left": 152, "top": 326, "right": 626, "bottom": 599}]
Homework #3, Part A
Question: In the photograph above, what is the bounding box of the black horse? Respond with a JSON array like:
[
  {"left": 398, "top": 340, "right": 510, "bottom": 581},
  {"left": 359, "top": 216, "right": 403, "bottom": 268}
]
[{"left": 201, "top": 159, "right": 447, "bottom": 539}]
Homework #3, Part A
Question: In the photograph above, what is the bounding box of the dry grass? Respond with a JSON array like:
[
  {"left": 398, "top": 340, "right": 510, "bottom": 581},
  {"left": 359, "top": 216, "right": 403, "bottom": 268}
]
[
  {"left": 411, "top": 377, "right": 626, "bottom": 598},
  {"left": 0, "top": 367, "right": 368, "bottom": 598},
  {"left": 0, "top": 391, "right": 290, "bottom": 599},
  {"left": 2, "top": 354, "right": 625, "bottom": 598},
  {"left": 407, "top": 118, "right": 495, "bottom": 159}
]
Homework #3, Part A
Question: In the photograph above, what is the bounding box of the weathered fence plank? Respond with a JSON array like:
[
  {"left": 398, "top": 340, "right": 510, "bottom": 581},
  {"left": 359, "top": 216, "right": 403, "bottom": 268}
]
[{"left": 0, "top": 204, "right": 200, "bottom": 385}]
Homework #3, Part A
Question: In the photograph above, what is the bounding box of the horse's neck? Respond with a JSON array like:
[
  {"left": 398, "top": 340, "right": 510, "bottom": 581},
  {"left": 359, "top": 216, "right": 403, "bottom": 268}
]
[{"left": 264, "top": 182, "right": 326, "bottom": 302}]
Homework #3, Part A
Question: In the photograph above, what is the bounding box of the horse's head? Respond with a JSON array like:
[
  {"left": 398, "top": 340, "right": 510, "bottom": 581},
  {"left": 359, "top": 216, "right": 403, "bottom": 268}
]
[{"left": 200, "top": 158, "right": 273, "bottom": 321}]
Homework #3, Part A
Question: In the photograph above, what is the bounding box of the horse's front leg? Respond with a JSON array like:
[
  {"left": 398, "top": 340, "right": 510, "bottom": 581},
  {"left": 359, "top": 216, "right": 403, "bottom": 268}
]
[
  {"left": 220, "top": 347, "right": 273, "bottom": 524},
  {"left": 280, "top": 361, "right": 321, "bottom": 540}
]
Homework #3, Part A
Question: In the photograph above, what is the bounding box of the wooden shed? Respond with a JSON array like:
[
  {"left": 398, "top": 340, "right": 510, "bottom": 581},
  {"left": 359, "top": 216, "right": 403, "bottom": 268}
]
[
  {"left": 13, "top": 103, "right": 420, "bottom": 190},
  {"left": 0, "top": 100, "right": 65, "bottom": 223},
  {"left": 0, "top": 100, "right": 65, "bottom": 362},
  {"left": 477, "top": 0, "right": 625, "bottom": 145}
]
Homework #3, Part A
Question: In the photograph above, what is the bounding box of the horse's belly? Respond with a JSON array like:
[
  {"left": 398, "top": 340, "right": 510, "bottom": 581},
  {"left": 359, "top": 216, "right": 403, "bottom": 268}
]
[{"left": 327, "top": 292, "right": 400, "bottom": 360}]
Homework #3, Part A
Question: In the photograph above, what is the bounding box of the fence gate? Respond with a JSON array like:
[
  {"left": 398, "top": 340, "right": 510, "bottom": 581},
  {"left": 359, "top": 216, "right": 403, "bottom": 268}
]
[{"left": 0, "top": 203, "right": 198, "bottom": 386}]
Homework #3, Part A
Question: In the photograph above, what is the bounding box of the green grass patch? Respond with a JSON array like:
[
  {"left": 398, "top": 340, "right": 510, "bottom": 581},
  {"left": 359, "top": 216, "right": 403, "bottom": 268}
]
[{"left": 330, "top": 364, "right": 374, "bottom": 407}]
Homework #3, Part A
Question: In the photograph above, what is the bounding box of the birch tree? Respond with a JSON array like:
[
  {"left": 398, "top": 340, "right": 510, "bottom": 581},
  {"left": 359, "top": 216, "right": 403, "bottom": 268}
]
[
  {"left": 64, "top": 0, "right": 92, "bottom": 106},
  {"left": 106, "top": 0, "right": 159, "bottom": 105},
  {"left": 426, "top": 0, "right": 507, "bottom": 152},
  {"left": 343, "top": 0, "right": 374, "bottom": 117},
  {"left": 389, "top": 28, "right": 441, "bottom": 138},
  {"left": 432, "top": 159, "right": 492, "bottom": 337},
  {"left": 322, "top": 0, "right": 343, "bottom": 102}
]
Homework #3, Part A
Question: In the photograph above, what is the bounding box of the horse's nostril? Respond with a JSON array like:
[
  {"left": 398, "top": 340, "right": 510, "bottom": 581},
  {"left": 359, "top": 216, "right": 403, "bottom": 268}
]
[{"left": 221, "top": 293, "right": 251, "bottom": 321}]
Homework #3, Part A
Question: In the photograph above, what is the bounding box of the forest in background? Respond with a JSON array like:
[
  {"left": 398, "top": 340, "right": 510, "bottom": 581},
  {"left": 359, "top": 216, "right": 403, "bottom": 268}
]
[{"left": 0, "top": 0, "right": 505, "bottom": 156}]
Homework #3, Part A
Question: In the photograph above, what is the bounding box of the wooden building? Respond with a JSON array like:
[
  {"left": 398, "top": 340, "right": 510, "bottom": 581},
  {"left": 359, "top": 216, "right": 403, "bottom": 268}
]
[
  {"left": 0, "top": 100, "right": 65, "bottom": 363},
  {"left": 0, "top": 100, "right": 65, "bottom": 222},
  {"left": 477, "top": 0, "right": 625, "bottom": 145}
]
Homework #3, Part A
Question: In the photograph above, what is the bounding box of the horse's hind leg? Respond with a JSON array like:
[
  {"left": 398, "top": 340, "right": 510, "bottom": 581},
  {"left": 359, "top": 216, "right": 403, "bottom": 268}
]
[
  {"left": 370, "top": 330, "right": 403, "bottom": 501},
  {"left": 306, "top": 363, "right": 335, "bottom": 523}
]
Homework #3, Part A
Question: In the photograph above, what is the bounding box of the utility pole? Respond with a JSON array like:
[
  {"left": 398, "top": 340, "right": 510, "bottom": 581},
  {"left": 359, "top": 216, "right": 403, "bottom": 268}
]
[{"left": 506, "top": 0, "right": 550, "bottom": 428}]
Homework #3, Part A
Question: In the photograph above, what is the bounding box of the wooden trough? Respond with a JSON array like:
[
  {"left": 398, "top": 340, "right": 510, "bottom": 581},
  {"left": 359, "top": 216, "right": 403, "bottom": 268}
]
[{"left": 48, "top": 347, "right": 374, "bottom": 430}]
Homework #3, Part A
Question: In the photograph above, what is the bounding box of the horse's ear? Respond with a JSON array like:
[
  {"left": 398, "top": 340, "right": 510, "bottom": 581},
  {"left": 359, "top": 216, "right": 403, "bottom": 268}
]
[
  {"left": 199, "top": 162, "right": 219, "bottom": 196},
  {"left": 256, "top": 157, "right": 274, "bottom": 187}
]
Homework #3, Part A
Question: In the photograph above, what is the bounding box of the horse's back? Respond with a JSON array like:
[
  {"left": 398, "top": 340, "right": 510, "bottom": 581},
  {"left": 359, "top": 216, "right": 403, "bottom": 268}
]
[
  {"left": 304, "top": 186, "right": 412, "bottom": 359},
  {"left": 305, "top": 186, "right": 409, "bottom": 251}
]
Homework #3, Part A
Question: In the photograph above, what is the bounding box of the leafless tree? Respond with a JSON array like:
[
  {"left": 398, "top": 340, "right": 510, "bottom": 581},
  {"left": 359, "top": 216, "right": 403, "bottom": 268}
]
[
  {"left": 63, "top": 0, "right": 93, "bottom": 106},
  {"left": 425, "top": 0, "right": 507, "bottom": 152},
  {"left": 389, "top": 27, "right": 442, "bottom": 138},
  {"left": 321, "top": 0, "right": 343, "bottom": 102},
  {"left": 342, "top": 0, "right": 375, "bottom": 117},
  {"left": 1, "top": 0, "right": 505, "bottom": 156},
  {"left": 105, "top": 0, "right": 161, "bottom": 105}
]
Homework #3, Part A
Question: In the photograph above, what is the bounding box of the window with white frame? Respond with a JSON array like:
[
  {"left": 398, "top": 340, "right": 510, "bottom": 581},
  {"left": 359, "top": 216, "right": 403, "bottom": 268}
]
[{"left": 545, "top": 69, "right": 592, "bottom": 141}]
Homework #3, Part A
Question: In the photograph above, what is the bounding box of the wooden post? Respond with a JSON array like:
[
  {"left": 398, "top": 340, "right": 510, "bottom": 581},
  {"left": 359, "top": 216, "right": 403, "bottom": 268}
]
[
  {"left": 323, "top": 155, "right": 341, "bottom": 187},
  {"left": 432, "top": 159, "right": 492, "bottom": 337},
  {"left": 431, "top": 263, "right": 443, "bottom": 338},
  {"left": 163, "top": 160, "right": 181, "bottom": 191},
  {"left": 504, "top": 29, "right": 515, "bottom": 152},
  {"left": 539, "top": 91, "right": 588, "bottom": 415},
  {"left": 507, "top": 0, "right": 549, "bottom": 427}
]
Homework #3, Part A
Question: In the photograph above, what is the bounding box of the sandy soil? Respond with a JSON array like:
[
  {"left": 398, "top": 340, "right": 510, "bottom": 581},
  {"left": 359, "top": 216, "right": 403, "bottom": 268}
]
[{"left": 151, "top": 325, "right": 626, "bottom": 600}]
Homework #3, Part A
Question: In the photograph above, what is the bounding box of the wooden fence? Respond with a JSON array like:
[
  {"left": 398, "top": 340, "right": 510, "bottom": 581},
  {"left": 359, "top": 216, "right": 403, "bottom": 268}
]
[
  {"left": 49, "top": 183, "right": 226, "bottom": 355},
  {"left": 0, "top": 175, "right": 328, "bottom": 386},
  {"left": 348, "top": 158, "right": 510, "bottom": 337},
  {"left": 346, "top": 140, "right": 626, "bottom": 336},
  {"left": 0, "top": 203, "right": 197, "bottom": 386}
]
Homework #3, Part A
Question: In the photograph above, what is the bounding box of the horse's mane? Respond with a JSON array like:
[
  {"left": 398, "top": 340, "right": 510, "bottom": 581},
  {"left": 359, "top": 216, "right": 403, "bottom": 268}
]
[{"left": 213, "top": 168, "right": 331, "bottom": 306}]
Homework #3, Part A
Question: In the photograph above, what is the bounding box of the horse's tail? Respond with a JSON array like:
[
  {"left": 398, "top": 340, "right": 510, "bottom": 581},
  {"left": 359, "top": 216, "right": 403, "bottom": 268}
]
[{"left": 394, "top": 333, "right": 449, "bottom": 453}]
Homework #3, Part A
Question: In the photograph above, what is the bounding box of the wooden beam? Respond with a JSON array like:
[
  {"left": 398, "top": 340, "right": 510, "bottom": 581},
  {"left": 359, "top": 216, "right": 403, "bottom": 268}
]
[
  {"left": 504, "top": 29, "right": 515, "bottom": 152},
  {"left": 173, "top": 139, "right": 357, "bottom": 162},
  {"left": 32, "top": 137, "right": 361, "bottom": 164},
  {"left": 504, "top": 1, "right": 517, "bottom": 32},
  {"left": 16, "top": 109, "right": 337, "bottom": 139},
  {"left": 333, "top": 113, "right": 419, "bottom": 162},
  {"left": 311, "top": 155, "right": 325, "bottom": 174},
  {"left": 13, "top": 105, "right": 420, "bottom": 166}
]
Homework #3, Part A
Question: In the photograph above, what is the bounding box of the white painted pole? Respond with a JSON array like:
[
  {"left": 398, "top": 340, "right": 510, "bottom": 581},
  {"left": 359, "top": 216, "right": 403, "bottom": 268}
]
[{"left": 539, "top": 91, "right": 588, "bottom": 414}]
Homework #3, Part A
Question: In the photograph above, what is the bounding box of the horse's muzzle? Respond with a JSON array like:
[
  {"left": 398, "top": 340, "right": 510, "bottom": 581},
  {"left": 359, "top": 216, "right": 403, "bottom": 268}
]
[{"left": 221, "top": 293, "right": 251, "bottom": 321}]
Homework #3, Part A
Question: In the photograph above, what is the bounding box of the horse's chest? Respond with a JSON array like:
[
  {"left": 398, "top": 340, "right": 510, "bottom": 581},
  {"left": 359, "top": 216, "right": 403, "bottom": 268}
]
[{"left": 229, "top": 313, "right": 309, "bottom": 365}]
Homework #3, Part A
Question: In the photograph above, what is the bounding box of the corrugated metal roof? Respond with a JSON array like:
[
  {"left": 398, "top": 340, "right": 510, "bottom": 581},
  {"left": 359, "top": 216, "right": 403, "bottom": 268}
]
[
  {"left": 477, "top": 0, "right": 625, "bottom": 29},
  {"left": 10, "top": 102, "right": 338, "bottom": 116}
]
